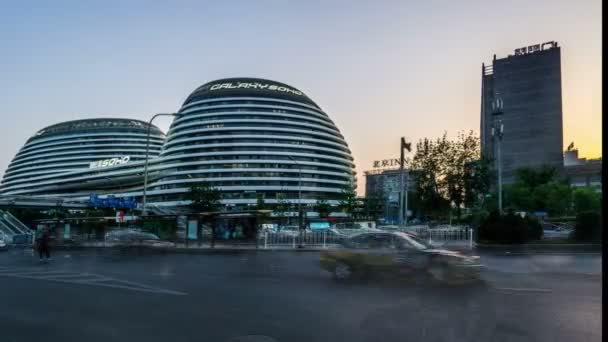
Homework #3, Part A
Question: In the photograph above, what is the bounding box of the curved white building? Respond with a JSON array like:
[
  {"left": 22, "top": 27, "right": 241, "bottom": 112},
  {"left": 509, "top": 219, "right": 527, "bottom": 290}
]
[
  {"left": 144, "top": 78, "right": 356, "bottom": 209},
  {"left": 0, "top": 78, "right": 356, "bottom": 211},
  {"left": 0, "top": 118, "right": 165, "bottom": 197}
]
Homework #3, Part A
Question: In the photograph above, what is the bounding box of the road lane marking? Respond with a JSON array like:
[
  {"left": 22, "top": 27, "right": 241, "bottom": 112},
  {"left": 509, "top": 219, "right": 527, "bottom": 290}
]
[
  {"left": 0, "top": 267, "right": 187, "bottom": 296},
  {"left": 0, "top": 270, "right": 74, "bottom": 276},
  {"left": 493, "top": 287, "right": 552, "bottom": 293}
]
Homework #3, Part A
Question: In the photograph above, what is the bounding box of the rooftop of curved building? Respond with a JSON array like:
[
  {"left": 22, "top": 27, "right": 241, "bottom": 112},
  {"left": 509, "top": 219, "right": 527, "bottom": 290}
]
[
  {"left": 182, "top": 77, "right": 320, "bottom": 109},
  {"left": 29, "top": 118, "right": 165, "bottom": 142}
]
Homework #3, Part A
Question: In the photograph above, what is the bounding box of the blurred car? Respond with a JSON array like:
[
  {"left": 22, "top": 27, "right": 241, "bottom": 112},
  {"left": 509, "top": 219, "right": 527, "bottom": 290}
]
[
  {"left": 0, "top": 239, "right": 7, "bottom": 251},
  {"left": 320, "top": 231, "right": 482, "bottom": 284},
  {"left": 105, "top": 230, "right": 175, "bottom": 248},
  {"left": 542, "top": 228, "right": 573, "bottom": 239},
  {"left": 542, "top": 223, "right": 573, "bottom": 240}
]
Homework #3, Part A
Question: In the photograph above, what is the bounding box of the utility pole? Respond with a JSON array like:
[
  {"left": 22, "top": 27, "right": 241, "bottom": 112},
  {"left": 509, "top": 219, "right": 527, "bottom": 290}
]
[
  {"left": 287, "top": 155, "right": 303, "bottom": 248},
  {"left": 398, "top": 137, "right": 412, "bottom": 227},
  {"left": 142, "top": 113, "right": 178, "bottom": 217},
  {"left": 491, "top": 97, "right": 504, "bottom": 214}
]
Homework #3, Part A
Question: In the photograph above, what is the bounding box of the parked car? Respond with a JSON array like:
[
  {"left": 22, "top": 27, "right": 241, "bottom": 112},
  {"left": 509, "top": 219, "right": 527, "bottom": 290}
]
[
  {"left": 0, "top": 239, "right": 7, "bottom": 251},
  {"left": 320, "top": 231, "right": 482, "bottom": 284}
]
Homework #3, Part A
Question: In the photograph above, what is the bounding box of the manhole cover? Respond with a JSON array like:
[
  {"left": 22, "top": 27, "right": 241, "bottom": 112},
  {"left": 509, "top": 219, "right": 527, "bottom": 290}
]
[{"left": 228, "top": 335, "right": 277, "bottom": 342}]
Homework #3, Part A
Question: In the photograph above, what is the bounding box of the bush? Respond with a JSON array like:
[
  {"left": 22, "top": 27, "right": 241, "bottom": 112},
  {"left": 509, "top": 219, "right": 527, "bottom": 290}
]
[
  {"left": 477, "top": 211, "right": 543, "bottom": 244},
  {"left": 524, "top": 216, "right": 543, "bottom": 241},
  {"left": 572, "top": 211, "right": 602, "bottom": 243}
]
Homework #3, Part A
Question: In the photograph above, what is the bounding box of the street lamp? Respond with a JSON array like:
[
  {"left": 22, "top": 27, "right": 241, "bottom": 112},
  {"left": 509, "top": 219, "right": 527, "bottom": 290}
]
[
  {"left": 491, "top": 97, "right": 504, "bottom": 214},
  {"left": 287, "top": 155, "right": 303, "bottom": 247},
  {"left": 398, "top": 137, "right": 412, "bottom": 228},
  {"left": 142, "top": 113, "right": 179, "bottom": 217}
]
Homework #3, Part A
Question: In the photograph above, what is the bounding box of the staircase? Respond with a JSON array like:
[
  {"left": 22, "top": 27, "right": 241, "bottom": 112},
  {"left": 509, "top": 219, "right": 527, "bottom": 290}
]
[{"left": 0, "top": 210, "right": 34, "bottom": 245}]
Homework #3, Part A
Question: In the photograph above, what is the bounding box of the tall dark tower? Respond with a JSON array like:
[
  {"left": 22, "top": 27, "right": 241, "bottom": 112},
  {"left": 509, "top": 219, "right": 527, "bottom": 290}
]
[{"left": 480, "top": 41, "right": 564, "bottom": 183}]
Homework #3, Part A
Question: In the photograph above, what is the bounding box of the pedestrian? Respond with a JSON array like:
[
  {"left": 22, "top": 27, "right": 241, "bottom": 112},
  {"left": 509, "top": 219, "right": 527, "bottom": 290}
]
[{"left": 37, "top": 227, "right": 52, "bottom": 262}]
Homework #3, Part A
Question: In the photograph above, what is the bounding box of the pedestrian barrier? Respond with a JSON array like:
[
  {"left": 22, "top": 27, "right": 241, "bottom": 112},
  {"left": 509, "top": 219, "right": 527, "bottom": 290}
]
[
  {"left": 260, "top": 231, "right": 345, "bottom": 249},
  {"left": 260, "top": 227, "right": 474, "bottom": 249}
]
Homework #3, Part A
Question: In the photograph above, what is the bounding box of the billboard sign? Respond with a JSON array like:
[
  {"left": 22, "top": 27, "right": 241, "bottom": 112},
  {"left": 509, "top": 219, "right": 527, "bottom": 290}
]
[
  {"left": 89, "top": 194, "right": 137, "bottom": 209},
  {"left": 309, "top": 221, "right": 331, "bottom": 230}
]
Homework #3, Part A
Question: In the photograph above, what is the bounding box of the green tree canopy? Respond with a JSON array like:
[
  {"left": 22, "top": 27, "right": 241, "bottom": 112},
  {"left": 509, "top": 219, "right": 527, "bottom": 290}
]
[
  {"left": 362, "top": 196, "right": 384, "bottom": 221},
  {"left": 410, "top": 131, "right": 485, "bottom": 219},
  {"left": 503, "top": 166, "right": 574, "bottom": 217},
  {"left": 572, "top": 187, "right": 601, "bottom": 213},
  {"left": 186, "top": 182, "right": 222, "bottom": 213},
  {"left": 314, "top": 198, "right": 332, "bottom": 218},
  {"left": 338, "top": 182, "right": 358, "bottom": 217}
]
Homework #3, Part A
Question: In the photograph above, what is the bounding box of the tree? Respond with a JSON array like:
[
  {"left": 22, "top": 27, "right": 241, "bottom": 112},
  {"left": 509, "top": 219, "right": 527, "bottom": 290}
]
[
  {"left": 253, "top": 194, "right": 271, "bottom": 229},
  {"left": 572, "top": 211, "right": 602, "bottom": 242},
  {"left": 274, "top": 193, "right": 290, "bottom": 227},
  {"left": 503, "top": 183, "right": 534, "bottom": 212},
  {"left": 410, "top": 136, "right": 448, "bottom": 219},
  {"left": 314, "top": 198, "right": 331, "bottom": 219},
  {"left": 572, "top": 187, "right": 601, "bottom": 214},
  {"left": 513, "top": 165, "right": 557, "bottom": 189},
  {"left": 186, "top": 182, "right": 222, "bottom": 246},
  {"left": 338, "top": 182, "right": 358, "bottom": 218},
  {"left": 362, "top": 196, "right": 384, "bottom": 221},
  {"left": 186, "top": 182, "right": 222, "bottom": 213},
  {"left": 503, "top": 167, "right": 574, "bottom": 217},
  {"left": 537, "top": 182, "right": 572, "bottom": 216},
  {"left": 463, "top": 158, "right": 493, "bottom": 209},
  {"left": 443, "top": 131, "right": 482, "bottom": 218},
  {"left": 410, "top": 131, "right": 482, "bottom": 220}
]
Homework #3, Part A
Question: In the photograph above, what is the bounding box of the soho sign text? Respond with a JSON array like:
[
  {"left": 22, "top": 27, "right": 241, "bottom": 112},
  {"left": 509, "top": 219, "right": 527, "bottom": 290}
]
[{"left": 89, "top": 156, "right": 131, "bottom": 169}]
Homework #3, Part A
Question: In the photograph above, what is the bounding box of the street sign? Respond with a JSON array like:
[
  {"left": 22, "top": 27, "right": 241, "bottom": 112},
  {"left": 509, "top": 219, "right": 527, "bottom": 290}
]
[{"left": 115, "top": 211, "right": 137, "bottom": 223}]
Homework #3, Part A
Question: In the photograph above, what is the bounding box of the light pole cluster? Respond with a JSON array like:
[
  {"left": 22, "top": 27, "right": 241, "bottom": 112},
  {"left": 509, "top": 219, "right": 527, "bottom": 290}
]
[{"left": 491, "top": 97, "right": 504, "bottom": 214}]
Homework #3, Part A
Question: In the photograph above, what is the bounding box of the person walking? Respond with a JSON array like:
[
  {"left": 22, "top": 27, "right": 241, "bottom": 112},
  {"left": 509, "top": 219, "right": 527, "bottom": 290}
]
[{"left": 37, "top": 227, "right": 52, "bottom": 262}]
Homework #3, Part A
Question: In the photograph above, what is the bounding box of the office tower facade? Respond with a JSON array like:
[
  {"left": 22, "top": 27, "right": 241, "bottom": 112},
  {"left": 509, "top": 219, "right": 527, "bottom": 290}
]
[{"left": 480, "top": 41, "right": 564, "bottom": 183}]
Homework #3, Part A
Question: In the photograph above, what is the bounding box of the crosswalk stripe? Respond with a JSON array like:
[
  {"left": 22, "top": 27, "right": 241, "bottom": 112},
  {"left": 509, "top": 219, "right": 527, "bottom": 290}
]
[
  {"left": 0, "top": 267, "right": 186, "bottom": 295},
  {"left": 0, "top": 270, "right": 74, "bottom": 276}
]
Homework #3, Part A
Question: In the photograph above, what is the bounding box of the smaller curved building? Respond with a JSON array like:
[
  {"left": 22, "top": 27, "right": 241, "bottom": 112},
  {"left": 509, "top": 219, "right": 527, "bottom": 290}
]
[{"left": 0, "top": 118, "right": 165, "bottom": 196}]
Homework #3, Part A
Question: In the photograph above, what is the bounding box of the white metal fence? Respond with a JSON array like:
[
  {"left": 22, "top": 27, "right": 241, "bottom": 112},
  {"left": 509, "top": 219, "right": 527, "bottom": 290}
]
[
  {"left": 260, "top": 226, "right": 474, "bottom": 249},
  {"left": 259, "top": 231, "right": 344, "bottom": 249}
]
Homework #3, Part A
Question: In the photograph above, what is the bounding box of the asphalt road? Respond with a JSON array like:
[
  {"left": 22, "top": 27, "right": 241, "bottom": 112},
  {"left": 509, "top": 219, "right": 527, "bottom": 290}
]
[{"left": 0, "top": 248, "right": 602, "bottom": 342}]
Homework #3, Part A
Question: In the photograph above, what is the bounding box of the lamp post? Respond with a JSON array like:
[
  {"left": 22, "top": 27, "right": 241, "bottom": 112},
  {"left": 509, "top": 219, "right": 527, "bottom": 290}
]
[
  {"left": 142, "top": 113, "right": 178, "bottom": 217},
  {"left": 491, "top": 97, "right": 504, "bottom": 214},
  {"left": 398, "top": 137, "right": 412, "bottom": 228},
  {"left": 287, "top": 155, "right": 303, "bottom": 247}
]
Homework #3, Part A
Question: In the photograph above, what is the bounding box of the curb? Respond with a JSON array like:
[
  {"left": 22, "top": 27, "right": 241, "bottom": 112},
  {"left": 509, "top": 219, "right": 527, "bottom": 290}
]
[
  {"left": 474, "top": 243, "right": 602, "bottom": 253},
  {"left": 52, "top": 244, "right": 329, "bottom": 253}
]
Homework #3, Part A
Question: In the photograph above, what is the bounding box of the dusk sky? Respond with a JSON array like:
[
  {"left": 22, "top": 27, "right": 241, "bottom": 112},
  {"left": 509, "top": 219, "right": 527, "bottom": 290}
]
[{"left": 0, "top": 0, "right": 601, "bottom": 194}]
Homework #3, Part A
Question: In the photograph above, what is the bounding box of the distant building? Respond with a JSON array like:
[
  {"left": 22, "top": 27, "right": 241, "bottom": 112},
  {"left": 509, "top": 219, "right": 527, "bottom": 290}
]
[
  {"left": 364, "top": 168, "right": 416, "bottom": 224},
  {"left": 481, "top": 41, "right": 563, "bottom": 183},
  {"left": 563, "top": 145, "right": 602, "bottom": 191}
]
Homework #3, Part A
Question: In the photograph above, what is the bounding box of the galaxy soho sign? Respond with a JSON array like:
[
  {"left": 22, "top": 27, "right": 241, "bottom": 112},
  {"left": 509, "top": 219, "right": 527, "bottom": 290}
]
[
  {"left": 209, "top": 82, "right": 304, "bottom": 96},
  {"left": 89, "top": 156, "right": 130, "bottom": 169}
]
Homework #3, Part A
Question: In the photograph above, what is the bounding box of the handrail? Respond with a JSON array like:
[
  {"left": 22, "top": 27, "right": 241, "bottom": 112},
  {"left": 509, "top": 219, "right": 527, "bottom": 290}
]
[
  {"left": 0, "top": 219, "right": 18, "bottom": 235},
  {"left": 3, "top": 211, "right": 31, "bottom": 233}
]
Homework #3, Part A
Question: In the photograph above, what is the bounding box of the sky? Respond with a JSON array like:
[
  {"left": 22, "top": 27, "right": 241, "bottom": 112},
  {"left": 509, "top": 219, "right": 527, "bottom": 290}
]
[{"left": 0, "top": 0, "right": 602, "bottom": 195}]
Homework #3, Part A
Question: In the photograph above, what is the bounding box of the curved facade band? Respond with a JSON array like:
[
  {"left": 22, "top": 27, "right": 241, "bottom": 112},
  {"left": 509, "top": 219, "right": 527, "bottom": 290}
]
[{"left": 0, "top": 78, "right": 357, "bottom": 210}]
